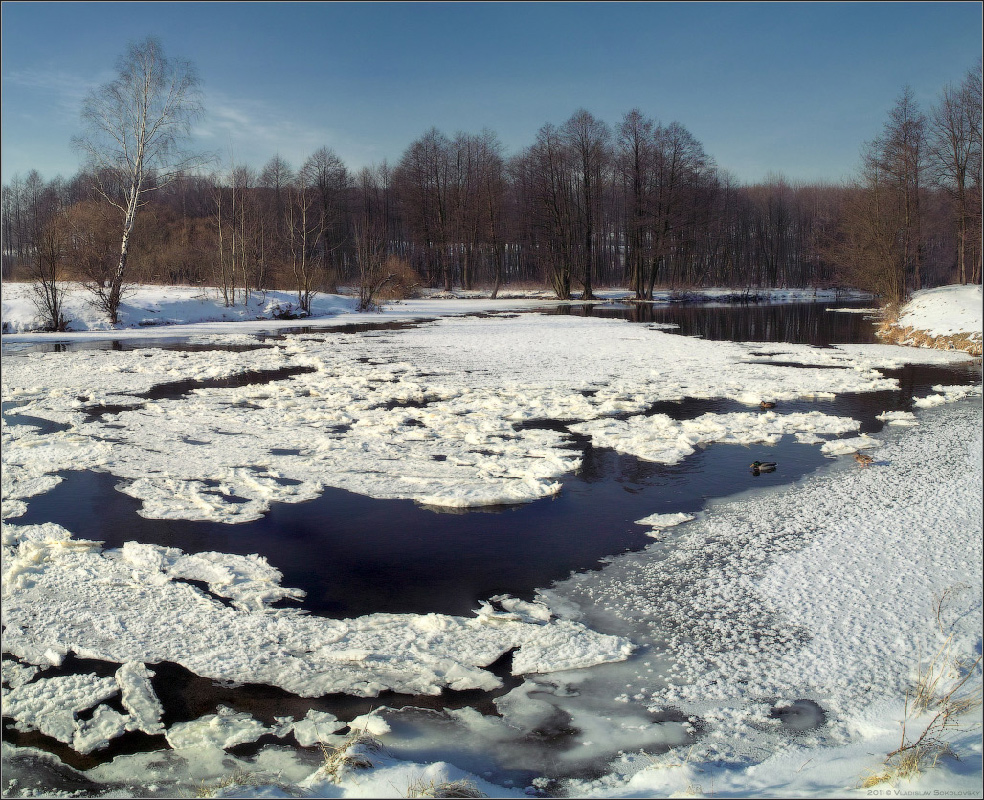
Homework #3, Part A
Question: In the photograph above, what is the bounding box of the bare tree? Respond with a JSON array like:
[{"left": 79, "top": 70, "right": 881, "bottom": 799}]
[
  {"left": 62, "top": 199, "right": 121, "bottom": 293},
  {"left": 353, "top": 166, "right": 394, "bottom": 310},
  {"left": 2, "top": 175, "right": 27, "bottom": 278},
  {"left": 285, "top": 173, "right": 325, "bottom": 313},
  {"left": 828, "top": 143, "right": 908, "bottom": 306},
  {"left": 23, "top": 171, "right": 71, "bottom": 331},
  {"left": 73, "top": 36, "right": 205, "bottom": 323},
  {"left": 395, "top": 129, "right": 456, "bottom": 290},
  {"left": 876, "top": 86, "right": 927, "bottom": 291},
  {"left": 561, "top": 109, "right": 611, "bottom": 299},
  {"left": 616, "top": 111, "right": 712, "bottom": 297},
  {"left": 929, "top": 61, "right": 983, "bottom": 284},
  {"left": 617, "top": 109, "right": 655, "bottom": 298},
  {"left": 301, "top": 147, "right": 350, "bottom": 290},
  {"left": 474, "top": 130, "right": 507, "bottom": 297},
  {"left": 517, "top": 123, "right": 577, "bottom": 298}
]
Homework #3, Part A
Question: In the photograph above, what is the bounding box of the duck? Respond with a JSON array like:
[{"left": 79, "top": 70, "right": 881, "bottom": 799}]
[
  {"left": 760, "top": 401, "right": 776, "bottom": 409},
  {"left": 853, "top": 452, "right": 874, "bottom": 467},
  {"left": 750, "top": 460, "right": 777, "bottom": 473}
]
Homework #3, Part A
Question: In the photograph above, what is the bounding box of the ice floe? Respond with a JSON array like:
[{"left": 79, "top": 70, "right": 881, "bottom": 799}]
[
  {"left": 820, "top": 433, "right": 882, "bottom": 456},
  {"left": 913, "top": 382, "right": 983, "bottom": 408},
  {"left": 876, "top": 409, "right": 918, "bottom": 426},
  {"left": 1, "top": 523, "right": 632, "bottom": 699},
  {"left": 1, "top": 660, "right": 165, "bottom": 754},
  {"left": 165, "top": 706, "right": 269, "bottom": 751},
  {"left": 634, "top": 512, "right": 696, "bottom": 528},
  {"left": 2, "top": 296, "right": 981, "bottom": 797},
  {"left": 571, "top": 410, "right": 860, "bottom": 465}
]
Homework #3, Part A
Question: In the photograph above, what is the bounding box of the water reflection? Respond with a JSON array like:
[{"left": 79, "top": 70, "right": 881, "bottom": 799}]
[{"left": 549, "top": 301, "right": 880, "bottom": 345}]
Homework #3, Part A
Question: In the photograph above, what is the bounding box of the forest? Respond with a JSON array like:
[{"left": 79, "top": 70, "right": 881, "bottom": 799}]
[{"left": 2, "top": 38, "right": 980, "bottom": 331}]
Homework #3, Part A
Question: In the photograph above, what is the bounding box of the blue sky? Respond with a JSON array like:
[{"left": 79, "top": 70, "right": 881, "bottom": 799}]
[{"left": 2, "top": 1, "right": 981, "bottom": 186}]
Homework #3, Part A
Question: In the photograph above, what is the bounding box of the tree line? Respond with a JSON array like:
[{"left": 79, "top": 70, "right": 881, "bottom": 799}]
[{"left": 2, "top": 37, "right": 980, "bottom": 330}]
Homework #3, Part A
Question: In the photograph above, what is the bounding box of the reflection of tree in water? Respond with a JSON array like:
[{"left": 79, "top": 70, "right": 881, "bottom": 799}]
[{"left": 552, "top": 302, "right": 879, "bottom": 345}]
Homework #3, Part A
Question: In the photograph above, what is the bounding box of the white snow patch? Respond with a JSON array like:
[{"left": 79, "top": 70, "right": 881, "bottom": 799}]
[
  {"left": 913, "top": 382, "right": 983, "bottom": 408},
  {"left": 556, "top": 401, "right": 982, "bottom": 798},
  {"left": 4, "top": 309, "right": 973, "bottom": 521},
  {"left": 1, "top": 673, "right": 119, "bottom": 751},
  {"left": 895, "top": 284, "right": 983, "bottom": 340},
  {"left": 279, "top": 710, "right": 346, "bottom": 746},
  {"left": 572, "top": 410, "right": 860, "bottom": 465},
  {"left": 820, "top": 434, "right": 882, "bottom": 457},
  {"left": 634, "top": 512, "right": 696, "bottom": 529},
  {"left": 875, "top": 410, "right": 919, "bottom": 426},
  {"left": 165, "top": 706, "right": 269, "bottom": 750}
]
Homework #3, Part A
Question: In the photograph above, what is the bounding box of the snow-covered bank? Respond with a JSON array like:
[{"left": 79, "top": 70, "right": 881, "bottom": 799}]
[
  {"left": 552, "top": 398, "right": 982, "bottom": 798},
  {"left": 878, "top": 284, "right": 983, "bottom": 355},
  {"left": 0, "top": 283, "right": 358, "bottom": 335}
]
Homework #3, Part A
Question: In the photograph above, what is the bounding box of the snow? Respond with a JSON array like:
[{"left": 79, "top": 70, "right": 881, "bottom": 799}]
[
  {"left": 165, "top": 706, "right": 270, "bottom": 751},
  {"left": 0, "top": 283, "right": 359, "bottom": 335},
  {"left": 876, "top": 409, "right": 919, "bottom": 426},
  {"left": 556, "top": 399, "right": 982, "bottom": 799},
  {"left": 571, "top": 410, "right": 861, "bottom": 465},
  {"left": 1, "top": 282, "right": 981, "bottom": 797},
  {"left": 2, "top": 672, "right": 120, "bottom": 749},
  {"left": 896, "top": 284, "right": 982, "bottom": 340},
  {"left": 281, "top": 710, "right": 347, "bottom": 747},
  {"left": 2, "top": 521, "right": 632, "bottom": 697},
  {"left": 879, "top": 284, "right": 983, "bottom": 355},
  {"left": 0, "top": 660, "right": 164, "bottom": 755},
  {"left": 1, "top": 282, "right": 875, "bottom": 337},
  {"left": 819, "top": 433, "right": 882, "bottom": 456},
  {"left": 913, "top": 383, "right": 983, "bottom": 408},
  {"left": 634, "top": 511, "right": 696, "bottom": 529}
]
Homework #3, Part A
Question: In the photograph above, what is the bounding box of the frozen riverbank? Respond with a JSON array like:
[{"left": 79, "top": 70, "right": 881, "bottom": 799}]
[
  {"left": 2, "top": 285, "right": 981, "bottom": 797},
  {"left": 878, "top": 284, "right": 983, "bottom": 355},
  {"left": 553, "top": 397, "right": 982, "bottom": 798}
]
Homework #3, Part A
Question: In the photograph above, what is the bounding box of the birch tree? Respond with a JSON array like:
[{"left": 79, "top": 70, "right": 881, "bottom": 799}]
[{"left": 73, "top": 36, "right": 204, "bottom": 323}]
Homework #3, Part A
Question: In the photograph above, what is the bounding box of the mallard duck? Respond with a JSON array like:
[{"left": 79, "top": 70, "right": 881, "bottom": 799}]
[
  {"left": 854, "top": 452, "right": 874, "bottom": 467},
  {"left": 760, "top": 401, "right": 776, "bottom": 409},
  {"left": 750, "top": 460, "right": 777, "bottom": 473}
]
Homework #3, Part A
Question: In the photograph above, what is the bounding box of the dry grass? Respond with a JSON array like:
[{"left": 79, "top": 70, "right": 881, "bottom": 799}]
[
  {"left": 376, "top": 256, "right": 424, "bottom": 302},
  {"left": 933, "top": 584, "right": 969, "bottom": 633},
  {"left": 860, "top": 589, "right": 983, "bottom": 789},
  {"left": 404, "top": 776, "right": 488, "bottom": 798},
  {"left": 876, "top": 320, "right": 983, "bottom": 356},
  {"left": 317, "top": 731, "right": 381, "bottom": 781},
  {"left": 316, "top": 727, "right": 383, "bottom": 783}
]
